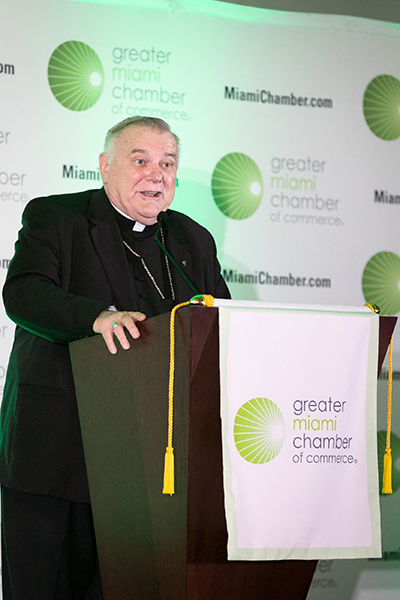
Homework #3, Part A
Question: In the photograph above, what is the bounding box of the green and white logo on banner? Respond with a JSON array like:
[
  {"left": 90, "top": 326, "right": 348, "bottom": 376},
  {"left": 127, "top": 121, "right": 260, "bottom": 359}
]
[
  {"left": 363, "top": 75, "right": 400, "bottom": 141},
  {"left": 234, "top": 397, "right": 285, "bottom": 464},
  {"left": 211, "top": 153, "right": 263, "bottom": 219},
  {"left": 362, "top": 251, "right": 400, "bottom": 315},
  {"left": 48, "top": 41, "right": 104, "bottom": 111}
]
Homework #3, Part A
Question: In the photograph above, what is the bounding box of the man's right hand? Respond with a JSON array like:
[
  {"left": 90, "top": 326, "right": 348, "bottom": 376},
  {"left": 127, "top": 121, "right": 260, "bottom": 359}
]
[{"left": 92, "top": 310, "right": 147, "bottom": 354}]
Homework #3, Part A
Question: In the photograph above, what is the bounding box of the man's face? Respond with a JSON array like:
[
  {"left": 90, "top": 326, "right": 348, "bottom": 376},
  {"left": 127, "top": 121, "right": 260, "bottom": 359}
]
[{"left": 99, "top": 125, "right": 178, "bottom": 225}]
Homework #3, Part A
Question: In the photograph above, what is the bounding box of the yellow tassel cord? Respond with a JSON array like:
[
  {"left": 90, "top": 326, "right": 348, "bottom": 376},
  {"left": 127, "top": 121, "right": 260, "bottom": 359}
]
[
  {"left": 382, "top": 336, "right": 393, "bottom": 494},
  {"left": 364, "top": 303, "right": 393, "bottom": 494},
  {"left": 190, "top": 294, "right": 215, "bottom": 307},
  {"left": 162, "top": 295, "right": 215, "bottom": 495},
  {"left": 364, "top": 303, "right": 380, "bottom": 314},
  {"left": 162, "top": 301, "right": 190, "bottom": 495}
]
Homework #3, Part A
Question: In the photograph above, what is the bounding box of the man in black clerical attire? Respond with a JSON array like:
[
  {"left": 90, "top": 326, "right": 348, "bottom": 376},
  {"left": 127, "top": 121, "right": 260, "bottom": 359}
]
[{"left": 0, "top": 116, "right": 230, "bottom": 599}]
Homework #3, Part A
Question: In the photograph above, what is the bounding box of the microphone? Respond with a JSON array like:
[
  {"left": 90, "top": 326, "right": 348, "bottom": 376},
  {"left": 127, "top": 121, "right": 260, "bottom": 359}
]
[{"left": 156, "top": 211, "right": 200, "bottom": 295}]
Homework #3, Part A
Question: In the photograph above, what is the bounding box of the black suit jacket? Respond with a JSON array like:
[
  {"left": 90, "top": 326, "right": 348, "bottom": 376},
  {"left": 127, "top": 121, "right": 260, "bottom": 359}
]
[{"left": 0, "top": 188, "right": 230, "bottom": 502}]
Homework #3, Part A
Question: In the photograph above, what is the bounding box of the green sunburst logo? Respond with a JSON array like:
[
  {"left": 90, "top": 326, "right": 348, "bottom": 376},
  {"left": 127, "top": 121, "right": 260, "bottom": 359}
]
[
  {"left": 234, "top": 397, "right": 285, "bottom": 464},
  {"left": 48, "top": 41, "right": 104, "bottom": 111},
  {"left": 363, "top": 75, "right": 400, "bottom": 141},
  {"left": 362, "top": 251, "right": 400, "bottom": 315},
  {"left": 377, "top": 431, "right": 400, "bottom": 494},
  {"left": 211, "top": 153, "right": 263, "bottom": 219}
]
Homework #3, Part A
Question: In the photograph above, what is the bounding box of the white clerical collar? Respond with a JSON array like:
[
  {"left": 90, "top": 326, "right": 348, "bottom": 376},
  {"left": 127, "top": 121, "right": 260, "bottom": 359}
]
[{"left": 110, "top": 202, "right": 146, "bottom": 232}]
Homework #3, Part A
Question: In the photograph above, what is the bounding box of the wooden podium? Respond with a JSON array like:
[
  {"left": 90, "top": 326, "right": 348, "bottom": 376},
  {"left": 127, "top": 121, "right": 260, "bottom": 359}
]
[{"left": 70, "top": 307, "right": 396, "bottom": 600}]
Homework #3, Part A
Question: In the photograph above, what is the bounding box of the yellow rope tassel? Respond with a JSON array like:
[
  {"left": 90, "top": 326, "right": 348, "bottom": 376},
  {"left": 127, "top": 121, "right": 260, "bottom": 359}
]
[
  {"left": 162, "top": 301, "right": 190, "bottom": 495},
  {"left": 364, "top": 303, "right": 393, "bottom": 494},
  {"left": 382, "top": 449, "right": 392, "bottom": 494},
  {"left": 364, "top": 302, "right": 380, "bottom": 314},
  {"left": 162, "top": 295, "right": 215, "bottom": 495},
  {"left": 190, "top": 294, "right": 215, "bottom": 307},
  {"left": 162, "top": 446, "right": 175, "bottom": 495},
  {"left": 382, "top": 336, "right": 393, "bottom": 494}
]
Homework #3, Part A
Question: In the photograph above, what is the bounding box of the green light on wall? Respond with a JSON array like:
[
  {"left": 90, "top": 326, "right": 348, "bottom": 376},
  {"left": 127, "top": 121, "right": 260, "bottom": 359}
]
[
  {"left": 69, "top": 0, "right": 400, "bottom": 29},
  {"left": 69, "top": 0, "right": 294, "bottom": 24}
]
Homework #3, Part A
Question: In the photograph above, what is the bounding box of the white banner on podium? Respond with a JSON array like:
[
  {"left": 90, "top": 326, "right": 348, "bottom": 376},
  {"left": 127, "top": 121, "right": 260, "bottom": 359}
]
[{"left": 218, "top": 303, "right": 381, "bottom": 560}]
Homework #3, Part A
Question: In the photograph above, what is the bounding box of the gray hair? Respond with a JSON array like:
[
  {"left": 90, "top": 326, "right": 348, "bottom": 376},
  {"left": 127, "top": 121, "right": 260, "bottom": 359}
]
[{"left": 103, "top": 116, "right": 180, "bottom": 163}]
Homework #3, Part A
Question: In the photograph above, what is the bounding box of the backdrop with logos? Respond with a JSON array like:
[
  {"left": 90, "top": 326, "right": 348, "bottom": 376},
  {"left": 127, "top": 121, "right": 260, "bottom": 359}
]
[{"left": 1, "top": 0, "right": 400, "bottom": 597}]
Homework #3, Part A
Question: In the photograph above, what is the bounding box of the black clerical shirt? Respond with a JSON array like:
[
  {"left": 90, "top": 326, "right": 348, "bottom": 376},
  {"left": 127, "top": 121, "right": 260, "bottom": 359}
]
[{"left": 114, "top": 209, "right": 176, "bottom": 318}]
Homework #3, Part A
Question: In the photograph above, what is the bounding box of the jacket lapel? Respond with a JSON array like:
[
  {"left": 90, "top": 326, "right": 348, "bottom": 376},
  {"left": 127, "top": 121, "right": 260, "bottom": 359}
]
[
  {"left": 87, "top": 189, "right": 138, "bottom": 310},
  {"left": 166, "top": 236, "right": 196, "bottom": 293},
  {"left": 161, "top": 213, "right": 200, "bottom": 296}
]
